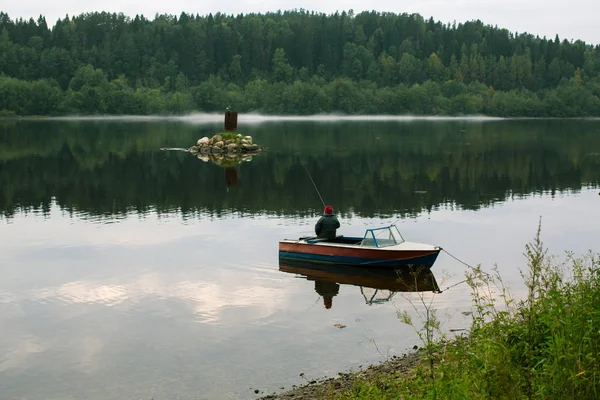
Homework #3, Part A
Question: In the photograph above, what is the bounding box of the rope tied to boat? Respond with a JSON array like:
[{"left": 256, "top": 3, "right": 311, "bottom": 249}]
[{"left": 435, "top": 248, "right": 491, "bottom": 293}]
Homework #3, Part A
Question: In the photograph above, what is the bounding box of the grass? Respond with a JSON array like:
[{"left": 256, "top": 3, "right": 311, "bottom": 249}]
[
  {"left": 329, "top": 219, "right": 600, "bottom": 399},
  {"left": 212, "top": 132, "right": 246, "bottom": 141}
]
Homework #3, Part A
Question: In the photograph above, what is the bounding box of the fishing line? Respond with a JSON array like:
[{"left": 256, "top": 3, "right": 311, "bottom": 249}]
[{"left": 302, "top": 164, "right": 326, "bottom": 209}]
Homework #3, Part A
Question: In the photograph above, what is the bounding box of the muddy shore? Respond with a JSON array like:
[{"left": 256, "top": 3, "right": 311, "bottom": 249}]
[{"left": 256, "top": 351, "right": 422, "bottom": 400}]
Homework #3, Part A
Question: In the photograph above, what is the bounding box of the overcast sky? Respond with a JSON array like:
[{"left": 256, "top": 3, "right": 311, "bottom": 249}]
[{"left": 3, "top": 0, "right": 599, "bottom": 45}]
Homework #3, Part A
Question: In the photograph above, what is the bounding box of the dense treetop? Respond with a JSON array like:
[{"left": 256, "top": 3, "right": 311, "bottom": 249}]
[{"left": 1, "top": 10, "right": 600, "bottom": 116}]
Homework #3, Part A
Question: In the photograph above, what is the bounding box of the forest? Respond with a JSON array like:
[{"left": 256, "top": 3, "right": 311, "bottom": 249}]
[{"left": 1, "top": 10, "right": 600, "bottom": 116}]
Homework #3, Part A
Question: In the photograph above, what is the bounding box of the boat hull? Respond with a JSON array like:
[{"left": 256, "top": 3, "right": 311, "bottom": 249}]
[{"left": 279, "top": 241, "right": 440, "bottom": 269}]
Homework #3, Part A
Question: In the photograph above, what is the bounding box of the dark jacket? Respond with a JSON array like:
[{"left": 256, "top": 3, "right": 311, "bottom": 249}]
[{"left": 315, "top": 214, "right": 340, "bottom": 239}]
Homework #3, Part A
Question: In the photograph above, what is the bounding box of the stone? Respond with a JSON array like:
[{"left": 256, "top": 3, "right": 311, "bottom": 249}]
[
  {"left": 214, "top": 141, "right": 224, "bottom": 147},
  {"left": 197, "top": 137, "right": 209, "bottom": 146},
  {"left": 241, "top": 139, "right": 249, "bottom": 144},
  {"left": 197, "top": 154, "right": 209, "bottom": 162},
  {"left": 213, "top": 134, "right": 223, "bottom": 143},
  {"left": 225, "top": 139, "right": 233, "bottom": 145},
  {"left": 211, "top": 146, "right": 223, "bottom": 154},
  {"left": 189, "top": 146, "right": 199, "bottom": 154},
  {"left": 244, "top": 135, "right": 253, "bottom": 143},
  {"left": 226, "top": 143, "right": 238, "bottom": 152}
]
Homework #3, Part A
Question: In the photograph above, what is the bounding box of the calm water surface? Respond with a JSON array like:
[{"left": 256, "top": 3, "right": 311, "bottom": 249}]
[{"left": 1, "top": 117, "right": 599, "bottom": 400}]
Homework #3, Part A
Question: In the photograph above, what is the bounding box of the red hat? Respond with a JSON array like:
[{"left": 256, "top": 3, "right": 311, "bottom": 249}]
[{"left": 324, "top": 205, "right": 333, "bottom": 214}]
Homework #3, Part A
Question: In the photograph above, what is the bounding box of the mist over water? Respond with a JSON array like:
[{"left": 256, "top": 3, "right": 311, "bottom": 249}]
[{"left": 41, "top": 113, "right": 506, "bottom": 124}]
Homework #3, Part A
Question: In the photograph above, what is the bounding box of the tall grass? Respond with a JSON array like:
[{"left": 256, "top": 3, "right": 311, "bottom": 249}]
[
  {"left": 397, "top": 266, "right": 442, "bottom": 398},
  {"left": 334, "top": 220, "right": 600, "bottom": 399}
]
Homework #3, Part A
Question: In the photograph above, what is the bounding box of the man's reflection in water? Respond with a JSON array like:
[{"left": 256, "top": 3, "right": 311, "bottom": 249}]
[{"left": 314, "top": 280, "right": 340, "bottom": 309}]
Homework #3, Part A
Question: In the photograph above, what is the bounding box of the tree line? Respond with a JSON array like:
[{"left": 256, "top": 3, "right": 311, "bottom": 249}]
[{"left": 1, "top": 10, "right": 600, "bottom": 116}]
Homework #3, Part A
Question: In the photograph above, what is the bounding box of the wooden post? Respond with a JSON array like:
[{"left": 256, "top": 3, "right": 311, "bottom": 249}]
[{"left": 224, "top": 111, "right": 238, "bottom": 131}]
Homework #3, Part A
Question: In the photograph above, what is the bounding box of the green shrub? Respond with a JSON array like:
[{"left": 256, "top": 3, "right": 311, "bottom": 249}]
[{"left": 332, "top": 219, "right": 599, "bottom": 399}]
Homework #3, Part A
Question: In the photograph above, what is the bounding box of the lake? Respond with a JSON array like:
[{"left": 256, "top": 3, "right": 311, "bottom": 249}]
[{"left": 1, "top": 116, "right": 599, "bottom": 400}]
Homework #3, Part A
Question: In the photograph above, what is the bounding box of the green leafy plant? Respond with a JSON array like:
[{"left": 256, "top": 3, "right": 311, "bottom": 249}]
[{"left": 329, "top": 220, "right": 599, "bottom": 400}]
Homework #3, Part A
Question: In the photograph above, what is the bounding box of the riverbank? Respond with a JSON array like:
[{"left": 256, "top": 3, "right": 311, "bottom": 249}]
[
  {"left": 258, "top": 351, "right": 425, "bottom": 400},
  {"left": 260, "top": 224, "right": 599, "bottom": 400}
]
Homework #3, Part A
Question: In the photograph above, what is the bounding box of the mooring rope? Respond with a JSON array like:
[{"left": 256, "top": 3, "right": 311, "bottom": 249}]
[
  {"left": 437, "top": 279, "right": 469, "bottom": 293},
  {"left": 441, "top": 248, "right": 471, "bottom": 268},
  {"left": 435, "top": 248, "right": 491, "bottom": 293}
]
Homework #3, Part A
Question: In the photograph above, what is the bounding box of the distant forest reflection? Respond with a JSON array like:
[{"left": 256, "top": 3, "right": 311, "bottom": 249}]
[{"left": 1, "top": 118, "right": 599, "bottom": 219}]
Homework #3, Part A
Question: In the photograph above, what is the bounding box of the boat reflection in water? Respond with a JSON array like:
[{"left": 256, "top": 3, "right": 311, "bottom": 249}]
[{"left": 279, "top": 260, "right": 440, "bottom": 309}]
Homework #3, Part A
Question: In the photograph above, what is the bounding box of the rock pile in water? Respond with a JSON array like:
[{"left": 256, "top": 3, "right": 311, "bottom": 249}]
[
  {"left": 188, "top": 133, "right": 263, "bottom": 166},
  {"left": 189, "top": 133, "right": 262, "bottom": 156}
]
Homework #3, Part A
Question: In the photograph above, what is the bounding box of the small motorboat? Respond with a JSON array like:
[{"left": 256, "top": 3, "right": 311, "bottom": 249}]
[{"left": 279, "top": 224, "right": 441, "bottom": 269}]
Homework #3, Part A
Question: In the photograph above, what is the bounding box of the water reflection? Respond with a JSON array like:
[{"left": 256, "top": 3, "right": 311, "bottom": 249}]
[
  {"left": 194, "top": 152, "right": 259, "bottom": 167},
  {"left": 2, "top": 119, "right": 600, "bottom": 219},
  {"left": 2, "top": 188, "right": 599, "bottom": 400},
  {"left": 190, "top": 150, "right": 260, "bottom": 190},
  {"left": 279, "top": 261, "right": 439, "bottom": 309},
  {"left": 225, "top": 167, "right": 238, "bottom": 188}
]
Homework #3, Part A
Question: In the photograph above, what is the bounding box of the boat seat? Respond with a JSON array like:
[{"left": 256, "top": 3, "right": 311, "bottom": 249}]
[
  {"left": 305, "top": 235, "right": 344, "bottom": 244},
  {"left": 306, "top": 238, "right": 329, "bottom": 243}
]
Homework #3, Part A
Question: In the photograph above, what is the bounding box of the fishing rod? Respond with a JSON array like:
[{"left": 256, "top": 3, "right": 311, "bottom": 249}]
[{"left": 302, "top": 164, "right": 326, "bottom": 209}]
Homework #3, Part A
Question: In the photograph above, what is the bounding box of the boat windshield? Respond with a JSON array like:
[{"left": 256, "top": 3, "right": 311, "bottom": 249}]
[{"left": 361, "top": 225, "right": 405, "bottom": 248}]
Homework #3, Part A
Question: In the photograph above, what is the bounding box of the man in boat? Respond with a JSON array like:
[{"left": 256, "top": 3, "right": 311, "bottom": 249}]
[{"left": 315, "top": 205, "right": 340, "bottom": 240}]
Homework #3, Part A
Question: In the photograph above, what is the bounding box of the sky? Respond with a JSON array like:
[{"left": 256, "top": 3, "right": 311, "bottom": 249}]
[{"left": 2, "top": 0, "right": 599, "bottom": 45}]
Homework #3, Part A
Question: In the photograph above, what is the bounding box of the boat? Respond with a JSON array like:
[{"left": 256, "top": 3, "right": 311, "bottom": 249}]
[
  {"left": 279, "top": 224, "right": 441, "bottom": 269},
  {"left": 279, "top": 260, "right": 440, "bottom": 308}
]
